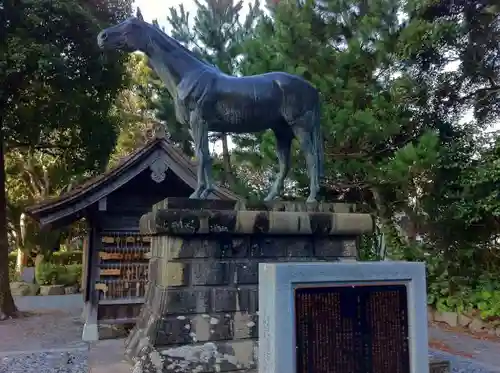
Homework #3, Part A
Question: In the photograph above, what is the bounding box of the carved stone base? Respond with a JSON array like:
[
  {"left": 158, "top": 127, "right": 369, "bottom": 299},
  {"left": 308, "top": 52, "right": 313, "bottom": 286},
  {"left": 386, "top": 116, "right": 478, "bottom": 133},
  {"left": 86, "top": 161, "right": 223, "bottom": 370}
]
[{"left": 125, "top": 198, "right": 373, "bottom": 372}]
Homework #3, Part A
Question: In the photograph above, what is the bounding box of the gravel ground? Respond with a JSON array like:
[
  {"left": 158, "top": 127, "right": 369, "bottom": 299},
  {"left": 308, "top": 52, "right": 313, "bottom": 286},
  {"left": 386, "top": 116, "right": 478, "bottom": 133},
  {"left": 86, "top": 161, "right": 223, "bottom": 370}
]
[
  {"left": 1, "top": 349, "right": 497, "bottom": 373},
  {"left": 1, "top": 296, "right": 499, "bottom": 373},
  {"left": 0, "top": 310, "right": 85, "bottom": 353},
  {"left": 0, "top": 351, "right": 88, "bottom": 373},
  {"left": 0, "top": 343, "right": 498, "bottom": 373},
  {"left": 430, "top": 350, "right": 500, "bottom": 373},
  {"left": 0, "top": 295, "right": 88, "bottom": 373},
  {"left": 429, "top": 324, "right": 500, "bottom": 370}
]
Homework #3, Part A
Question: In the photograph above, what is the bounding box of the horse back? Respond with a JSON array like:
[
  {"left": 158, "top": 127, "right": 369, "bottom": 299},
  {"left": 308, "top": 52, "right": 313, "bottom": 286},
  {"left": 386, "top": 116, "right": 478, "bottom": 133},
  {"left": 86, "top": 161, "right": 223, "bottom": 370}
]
[
  {"left": 206, "top": 75, "right": 284, "bottom": 129},
  {"left": 199, "top": 71, "right": 319, "bottom": 133}
]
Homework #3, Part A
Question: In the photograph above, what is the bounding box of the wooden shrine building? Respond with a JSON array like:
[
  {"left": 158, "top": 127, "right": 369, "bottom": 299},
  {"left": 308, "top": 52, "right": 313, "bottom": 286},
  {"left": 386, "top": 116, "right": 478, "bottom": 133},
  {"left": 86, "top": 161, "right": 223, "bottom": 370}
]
[{"left": 25, "top": 131, "right": 239, "bottom": 341}]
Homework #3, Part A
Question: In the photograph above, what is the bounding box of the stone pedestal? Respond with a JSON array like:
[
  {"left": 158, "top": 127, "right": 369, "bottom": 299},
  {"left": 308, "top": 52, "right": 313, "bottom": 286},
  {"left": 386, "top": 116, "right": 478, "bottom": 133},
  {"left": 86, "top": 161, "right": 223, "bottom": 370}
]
[{"left": 125, "top": 198, "right": 372, "bottom": 373}]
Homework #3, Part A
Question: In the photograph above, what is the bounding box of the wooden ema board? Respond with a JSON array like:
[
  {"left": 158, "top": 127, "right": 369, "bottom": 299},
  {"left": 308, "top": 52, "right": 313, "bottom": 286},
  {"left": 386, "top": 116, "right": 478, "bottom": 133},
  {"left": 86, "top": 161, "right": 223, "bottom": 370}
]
[
  {"left": 99, "top": 265, "right": 148, "bottom": 277},
  {"left": 99, "top": 252, "right": 145, "bottom": 261},
  {"left": 96, "top": 277, "right": 147, "bottom": 299},
  {"left": 101, "top": 236, "right": 151, "bottom": 244},
  {"left": 294, "top": 283, "right": 410, "bottom": 373},
  {"left": 98, "top": 234, "right": 150, "bottom": 299},
  {"left": 99, "top": 234, "right": 149, "bottom": 277},
  {"left": 99, "top": 268, "right": 122, "bottom": 276}
]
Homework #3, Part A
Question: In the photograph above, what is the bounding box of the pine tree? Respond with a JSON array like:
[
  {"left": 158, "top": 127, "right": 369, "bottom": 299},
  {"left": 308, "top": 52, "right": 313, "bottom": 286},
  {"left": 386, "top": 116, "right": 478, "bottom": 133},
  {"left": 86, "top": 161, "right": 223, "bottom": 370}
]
[{"left": 241, "top": 0, "right": 500, "bottom": 298}]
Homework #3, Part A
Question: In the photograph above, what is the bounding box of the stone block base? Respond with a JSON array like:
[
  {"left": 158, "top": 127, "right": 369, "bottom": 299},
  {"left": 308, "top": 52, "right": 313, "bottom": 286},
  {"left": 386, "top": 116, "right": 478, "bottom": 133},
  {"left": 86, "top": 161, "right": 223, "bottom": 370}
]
[
  {"left": 430, "top": 359, "right": 450, "bottom": 373},
  {"left": 126, "top": 337, "right": 257, "bottom": 373},
  {"left": 123, "top": 350, "right": 450, "bottom": 373},
  {"left": 126, "top": 198, "right": 373, "bottom": 373}
]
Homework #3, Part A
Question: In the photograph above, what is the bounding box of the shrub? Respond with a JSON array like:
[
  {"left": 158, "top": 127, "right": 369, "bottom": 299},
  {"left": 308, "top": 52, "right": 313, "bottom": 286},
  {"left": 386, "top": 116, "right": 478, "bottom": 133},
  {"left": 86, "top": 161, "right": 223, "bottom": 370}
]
[
  {"left": 48, "top": 251, "right": 83, "bottom": 265},
  {"left": 35, "top": 261, "right": 83, "bottom": 286},
  {"left": 60, "top": 264, "right": 83, "bottom": 286},
  {"left": 9, "top": 250, "right": 83, "bottom": 285},
  {"left": 35, "top": 262, "right": 61, "bottom": 285},
  {"left": 8, "top": 250, "right": 82, "bottom": 269}
]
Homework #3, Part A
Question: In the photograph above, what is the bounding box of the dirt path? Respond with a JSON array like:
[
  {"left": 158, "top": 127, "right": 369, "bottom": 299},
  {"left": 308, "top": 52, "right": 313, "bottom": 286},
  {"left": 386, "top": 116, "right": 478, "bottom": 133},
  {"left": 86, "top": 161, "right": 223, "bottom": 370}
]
[
  {"left": 0, "top": 296, "right": 88, "bottom": 373},
  {"left": 88, "top": 339, "right": 131, "bottom": 373},
  {"left": 0, "top": 295, "right": 86, "bottom": 355},
  {"left": 429, "top": 324, "right": 500, "bottom": 372},
  {"left": 0, "top": 310, "right": 86, "bottom": 354}
]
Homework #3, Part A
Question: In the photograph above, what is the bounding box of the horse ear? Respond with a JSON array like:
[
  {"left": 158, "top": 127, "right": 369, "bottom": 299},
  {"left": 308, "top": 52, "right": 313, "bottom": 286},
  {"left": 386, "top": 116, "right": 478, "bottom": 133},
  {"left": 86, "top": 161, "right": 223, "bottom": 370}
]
[{"left": 136, "top": 7, "right": 144, "bottom": 20}]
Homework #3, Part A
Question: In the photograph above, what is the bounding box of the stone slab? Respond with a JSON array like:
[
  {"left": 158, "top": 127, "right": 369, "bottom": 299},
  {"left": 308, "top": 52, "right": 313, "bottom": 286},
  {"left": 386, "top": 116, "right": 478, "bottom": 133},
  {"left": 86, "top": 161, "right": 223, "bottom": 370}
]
[
  {"left": 429, "top": 359, "right": 450, "bottom": 373},
  {"left": 258, "top": 261, "right": 429, "bottom": 373},
  {"left": 140, "top": 209, "right": 373, "bottom": 236},
  {"left": 39, "top": 284, "right": 66, "bottom": 296},
  {"left": 153, "top": 198, "right": 358, "bottom": 213},
  {"left": 10, "top": 282, "right": 39, "bottom": 296},
  {"left": 20, "top": 267, "right": 35, "bottom": 283},
  {"left": 153, "top": 198, "right": 238, "bottom": 212},
  {"left": 239, "top": 200, "right": 357, "bottom": 213}
]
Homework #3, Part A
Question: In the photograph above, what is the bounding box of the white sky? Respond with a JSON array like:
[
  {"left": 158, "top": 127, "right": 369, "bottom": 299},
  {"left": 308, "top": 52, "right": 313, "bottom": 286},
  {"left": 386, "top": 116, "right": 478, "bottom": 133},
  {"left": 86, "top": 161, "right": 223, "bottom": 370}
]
[
  {"left": 133, "top": 0, "right": 186, "bottom": 26},
  {"left": 133, "top": 0, "right": 251, "bottom": 28}
]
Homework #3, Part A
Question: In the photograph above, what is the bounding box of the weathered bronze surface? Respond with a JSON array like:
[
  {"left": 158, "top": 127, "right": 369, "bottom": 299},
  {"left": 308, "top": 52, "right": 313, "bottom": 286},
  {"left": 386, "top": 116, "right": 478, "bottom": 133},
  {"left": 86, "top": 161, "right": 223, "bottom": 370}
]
[{"left": 98, "top": 8, "right": 325, "bottom": 202}]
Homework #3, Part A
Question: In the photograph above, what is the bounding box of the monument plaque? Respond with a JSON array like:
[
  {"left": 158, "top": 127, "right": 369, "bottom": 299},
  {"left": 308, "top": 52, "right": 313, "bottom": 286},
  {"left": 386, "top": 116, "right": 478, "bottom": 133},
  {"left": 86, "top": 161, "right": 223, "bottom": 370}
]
[
  {"left": 259, "top": 262, "right": 429, "bottom": 373},
  {"left": 294, "top": 283, "right": 410, "bottom": 373}
]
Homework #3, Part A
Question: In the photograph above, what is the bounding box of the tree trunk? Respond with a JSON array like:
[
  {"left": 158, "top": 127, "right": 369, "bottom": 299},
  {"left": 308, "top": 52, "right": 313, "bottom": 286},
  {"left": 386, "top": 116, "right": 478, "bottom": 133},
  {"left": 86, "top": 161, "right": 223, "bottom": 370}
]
[
  {"left": 0, "top": 130, "right": 18, "bottom": 320},
  {"left": 221, "top": 134, "right": 237, "bottom": 188}
]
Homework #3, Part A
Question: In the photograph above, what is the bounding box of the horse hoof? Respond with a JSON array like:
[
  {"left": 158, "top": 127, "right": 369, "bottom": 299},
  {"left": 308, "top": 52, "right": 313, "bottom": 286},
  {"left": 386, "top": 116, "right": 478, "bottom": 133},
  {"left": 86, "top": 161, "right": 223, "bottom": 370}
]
[
  {"left": 199, "top": 188, "right": 214, "bottom": 199},
  {"left": 264, "top": 192, "right": 279, "bottom": 202},
  {"left": 306, "top": 196, "right": 318, "bottom": 203}
]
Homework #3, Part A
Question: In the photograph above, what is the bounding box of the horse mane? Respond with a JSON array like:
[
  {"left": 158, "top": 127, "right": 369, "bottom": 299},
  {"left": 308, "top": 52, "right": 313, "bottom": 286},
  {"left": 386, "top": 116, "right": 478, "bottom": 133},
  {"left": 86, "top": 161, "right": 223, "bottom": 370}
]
[{"left": 145, "top": 21, "right": 218, "bottom": 71}]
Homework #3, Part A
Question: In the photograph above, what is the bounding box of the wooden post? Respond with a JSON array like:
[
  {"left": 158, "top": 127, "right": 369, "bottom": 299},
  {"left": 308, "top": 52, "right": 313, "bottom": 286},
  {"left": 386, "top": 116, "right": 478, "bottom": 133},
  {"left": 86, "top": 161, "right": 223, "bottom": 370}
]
[
  {"left": 82, "top": 217, "right": 100, "bottom": 342},
  {"left": 81, "top": 235, "right": 89, "bottom": 299}
]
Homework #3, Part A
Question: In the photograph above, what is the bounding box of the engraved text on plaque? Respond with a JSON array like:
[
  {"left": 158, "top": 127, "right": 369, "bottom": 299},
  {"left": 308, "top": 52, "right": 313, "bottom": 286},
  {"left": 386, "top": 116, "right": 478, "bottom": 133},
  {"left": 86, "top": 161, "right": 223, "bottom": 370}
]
[{"left": 294, "top": 283, "right": 410, "bottom": 373}]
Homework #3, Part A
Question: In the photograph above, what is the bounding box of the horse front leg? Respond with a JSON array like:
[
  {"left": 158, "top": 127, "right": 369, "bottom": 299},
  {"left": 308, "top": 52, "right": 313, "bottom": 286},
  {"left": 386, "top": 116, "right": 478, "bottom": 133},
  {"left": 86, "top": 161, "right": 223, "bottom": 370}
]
[
  {"left": 264, "top": 128, "right": 293, "bottom": 201},
  {"left": 189, "top": 115, "right": 208, "bottom": 199}
]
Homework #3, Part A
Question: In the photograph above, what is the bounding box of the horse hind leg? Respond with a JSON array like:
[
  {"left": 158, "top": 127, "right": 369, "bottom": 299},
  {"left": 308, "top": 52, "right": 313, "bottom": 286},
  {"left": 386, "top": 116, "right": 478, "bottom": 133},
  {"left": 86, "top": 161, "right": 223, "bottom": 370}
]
[
  {"left": 312, "top": 105, "right": 324, "bottom": 191},
  {"left": 264, "top": 126, "right": 293, "bottom": 202},
  {"left": 198, "top": 138, "right": 215, "bottom": 199},
  {"left": 290, "top": 112, "right": 320, "bottom": 203},
  {"left": 199, "top": 162, "right": 215, "bottom": 199},
  {"left": 189, "top": 115, "right": 212, "bottom": 199}
]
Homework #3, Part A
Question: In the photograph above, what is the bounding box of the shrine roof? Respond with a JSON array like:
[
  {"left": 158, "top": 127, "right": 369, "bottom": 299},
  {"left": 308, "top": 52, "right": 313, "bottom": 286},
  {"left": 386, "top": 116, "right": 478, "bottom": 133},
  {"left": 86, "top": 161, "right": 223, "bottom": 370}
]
[{"left": 25, "top": 136, "right": 241, "bottom": 226}]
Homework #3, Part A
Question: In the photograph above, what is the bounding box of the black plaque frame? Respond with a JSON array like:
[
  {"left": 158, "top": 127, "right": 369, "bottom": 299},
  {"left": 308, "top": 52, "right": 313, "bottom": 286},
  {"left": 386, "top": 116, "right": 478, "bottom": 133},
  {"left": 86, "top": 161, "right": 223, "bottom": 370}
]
[{"left": 294, "top": 281, "right": 411, "bottom": 373}]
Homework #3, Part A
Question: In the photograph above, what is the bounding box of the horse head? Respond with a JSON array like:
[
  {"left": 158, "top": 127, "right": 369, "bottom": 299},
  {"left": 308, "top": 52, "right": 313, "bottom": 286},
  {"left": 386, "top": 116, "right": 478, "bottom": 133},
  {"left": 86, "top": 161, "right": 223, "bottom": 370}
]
[{"left": 97, "top": 8, "right": 150, "bottom": 53}]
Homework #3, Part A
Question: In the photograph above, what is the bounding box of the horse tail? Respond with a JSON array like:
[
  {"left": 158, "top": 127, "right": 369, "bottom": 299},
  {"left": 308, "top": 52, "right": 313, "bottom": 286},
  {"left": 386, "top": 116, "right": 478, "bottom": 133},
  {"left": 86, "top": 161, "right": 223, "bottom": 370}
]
[{"left": 312, "top": 100, "right": 325, "bottom": 179}]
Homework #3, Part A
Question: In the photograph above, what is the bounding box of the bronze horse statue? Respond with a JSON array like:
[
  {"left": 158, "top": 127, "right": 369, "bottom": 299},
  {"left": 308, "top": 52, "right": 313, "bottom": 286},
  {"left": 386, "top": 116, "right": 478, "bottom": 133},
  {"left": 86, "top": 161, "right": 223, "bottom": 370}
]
[{"left": 97, "top": 8, "right": 324, "bottom": 202}]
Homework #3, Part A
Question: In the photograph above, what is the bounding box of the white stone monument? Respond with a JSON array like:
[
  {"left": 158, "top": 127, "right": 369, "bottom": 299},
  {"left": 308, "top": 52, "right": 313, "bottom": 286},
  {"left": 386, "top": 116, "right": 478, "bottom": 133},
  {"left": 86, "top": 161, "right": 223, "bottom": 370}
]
[{"left": 258, "top": 261, "right": 429, "bottom": 373}]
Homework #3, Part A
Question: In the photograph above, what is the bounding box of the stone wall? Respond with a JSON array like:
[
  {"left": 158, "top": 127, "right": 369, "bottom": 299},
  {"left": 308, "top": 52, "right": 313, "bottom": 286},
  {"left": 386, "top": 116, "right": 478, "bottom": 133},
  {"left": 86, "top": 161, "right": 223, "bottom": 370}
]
[
  {"left": 125, "top": 198, "right": 371, "bottom": 373},
  {"left": 430, "top": 307, "right": 500, "bottom": 336}
]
